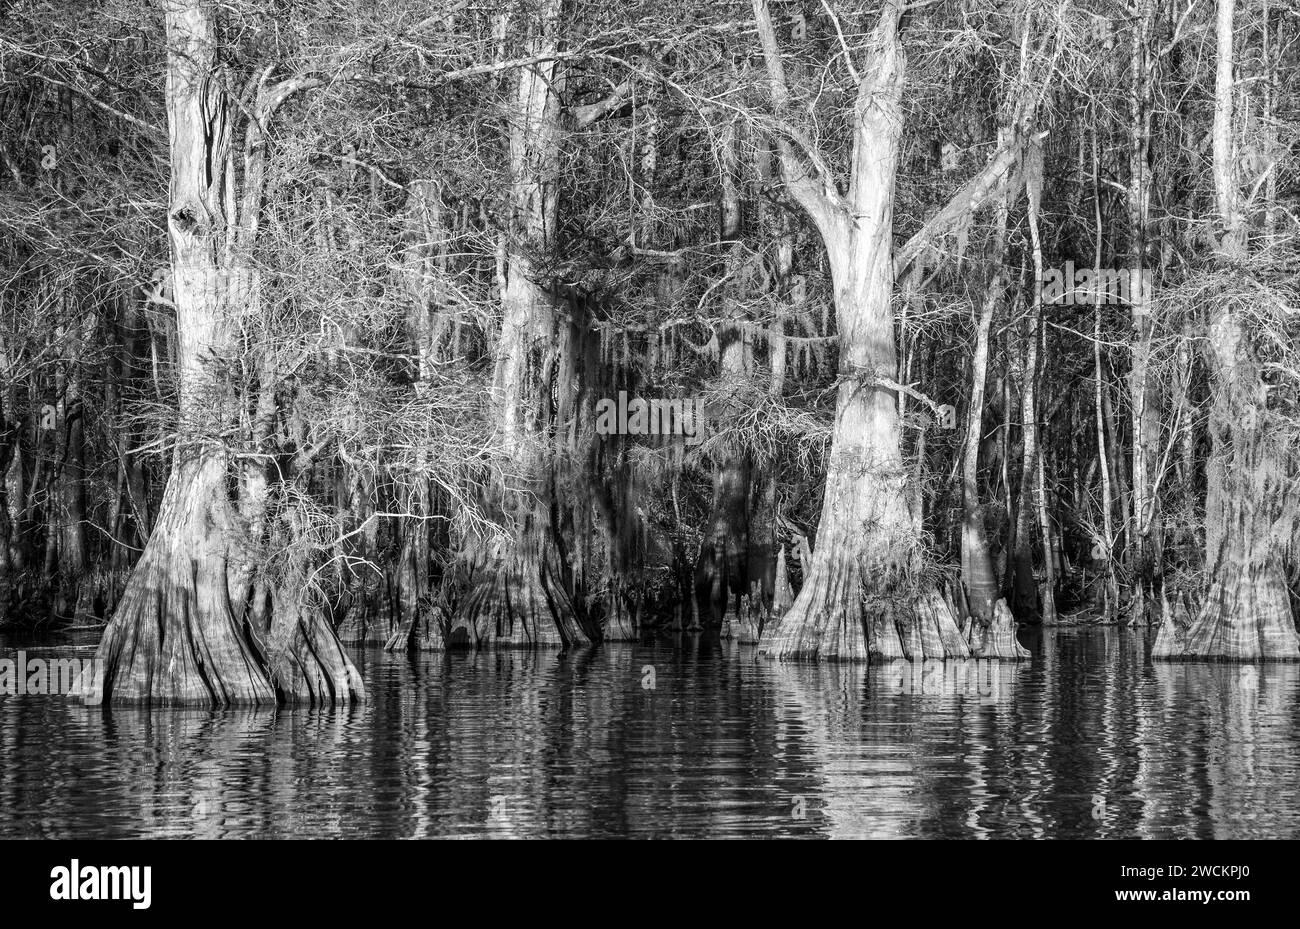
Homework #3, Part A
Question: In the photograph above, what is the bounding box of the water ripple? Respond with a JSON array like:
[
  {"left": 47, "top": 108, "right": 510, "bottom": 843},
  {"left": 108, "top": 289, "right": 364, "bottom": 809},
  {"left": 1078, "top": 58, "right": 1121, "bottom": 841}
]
[{"left": 0, "top": 627, "right": 1297, "bottom": 838}]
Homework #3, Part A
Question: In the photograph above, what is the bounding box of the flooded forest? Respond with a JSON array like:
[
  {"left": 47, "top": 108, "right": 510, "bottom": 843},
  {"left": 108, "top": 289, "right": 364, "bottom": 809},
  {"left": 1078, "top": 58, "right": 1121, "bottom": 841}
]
[{"left": 1, "top": 0, "right": 1299, "bottom": 709}]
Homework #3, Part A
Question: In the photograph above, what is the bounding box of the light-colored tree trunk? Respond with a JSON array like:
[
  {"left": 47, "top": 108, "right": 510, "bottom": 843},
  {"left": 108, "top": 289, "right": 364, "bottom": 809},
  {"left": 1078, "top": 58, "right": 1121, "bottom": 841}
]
[
  {"left": 960, "top": 180, "right": 1009, "bottom": 626},
  {"left": 751, "top": 0, "right": 986, "bottom": 660},
  {"left": 1126, "top": 0, "right": 1162, "bottom": 626},
  {"left": 1023, "top": 162, "right": 1058, "bottom": 626},
  {"left": 1154, "top": 0, "right": 1299, "bottom": 661},
  {"left": 52, "top": 307, "right": 92, "bottom": 620},
  {"left": 1091, "top": 126, "right": 1119, "bottom": 621},
  {"left": 80, "top": 0, "right": 363, "bottom": 704}
]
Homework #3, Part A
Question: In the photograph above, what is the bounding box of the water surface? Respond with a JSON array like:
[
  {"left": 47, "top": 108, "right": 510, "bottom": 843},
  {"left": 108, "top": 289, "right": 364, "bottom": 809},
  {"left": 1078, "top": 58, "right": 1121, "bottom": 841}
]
[{"left": 1, "top": 627, "right": 1297, "bottom": 838}]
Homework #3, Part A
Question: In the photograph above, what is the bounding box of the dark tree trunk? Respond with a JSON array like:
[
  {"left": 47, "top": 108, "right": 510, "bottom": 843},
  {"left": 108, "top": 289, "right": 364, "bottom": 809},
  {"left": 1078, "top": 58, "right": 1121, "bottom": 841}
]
[{"left": 451, "top": 0, "right": 592, "bottom": 648}]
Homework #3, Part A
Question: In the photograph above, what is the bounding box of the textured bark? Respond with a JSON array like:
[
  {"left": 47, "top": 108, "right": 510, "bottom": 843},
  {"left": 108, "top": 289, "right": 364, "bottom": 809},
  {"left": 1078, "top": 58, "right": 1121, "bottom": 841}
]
[
  {"left": 0, "top": 360, "right": 17, "bottom": 619},
  {"left": 80, "top": 0, "right": 362, "bottom": 704},
  {"left": 53, "top": 313, "right": 90, "bottom": 620},
  {"left": 1154, "top": 0, "right": 1300, "bottom": 662},
  {"left": 1154, "top": 550, "right": 1298, "bottom": 661},
  {"left": 449, "top": 538, "right": 589, "bottom": 648},
  {"left": 732, "top": 584, "right": 765, "bottom": 645},
  {"left": 752, "top": 2, "right": 967, "bottom": 660},
  {"left": 78, "top": 456, "right": 275, "bottom": 705},
  {"left": 602, "top": 583, "right": 639, "bottom": 642},
  {"left": 335, "top": 574, "right": 395, "bottom": 645},
  {"left": 1151, "top": 320, "right": 1300, "bottom": 661},
  {"left": 771, "top": 544, "right": 794, "bottom": 618},
  {"left": 381, "top": 526, "right": 447, "bottom": 653},
  {"left": 969, "top": 599, "right": 1030, "bottom": 660},
  {"left": 379, "top": 177, "right": 454, "bottom": 652},
  {"left": 268, "top": 586, "right": 365, "bottom": 705},
  {"left": 81, "top": 3, "right": 268, "bottom": 705},
  {"left": 334, "top": 470, "right": 392, "bottom": 645},
  {"left": 694, "top": 451, "right": 750, "bottom": 632},
  {"left": 695, "top": 121, "right": 755, "bottom": 635},
  {"left": 1090, "top": 127, "right": 1119, "bottom": 622},
  {"left": 1126, "top": 0, "right": 1162, "bottom": 626},
  {"left": 452, "top": 0, "right": 590, "bottom": 648},
  {"left": 1023, "top": 162, "right": 1058, "bottom": 626},
  {"left": 870, "top": 588, "right": 973, "bottom": 662},
  {"left": 960, "top": 188, "right": 1009, "bottom": 625},
  {"left": 1008, "top": 335, "right": 1039, "bottom": 620}
]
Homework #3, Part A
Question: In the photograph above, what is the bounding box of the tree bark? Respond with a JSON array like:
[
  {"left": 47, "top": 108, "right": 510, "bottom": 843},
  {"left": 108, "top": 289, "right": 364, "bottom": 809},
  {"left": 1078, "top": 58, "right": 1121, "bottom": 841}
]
[
  {"left": 960, "top": 179, "right": 1009, "bottom": 626},
  {"left": 1091, "top": 127, "right": 1119, "bottom": 621},
  {"left": 751, "top": 0, "right": 973, "bottom": 660},
  {"left": 80, "top": 0, "right": 362, "bottom": 704},
  {"left": 450, "top": 0, "right": 592, "bottom": 649},
  {"left": 1154, "top": 0, "right": 1300, "bottom": 661},
  {"left": 1126, "top": 0, "right": 1162, "bottom": 626},
  {"left": 695, "top": 118, "right": 753, "bottom": 636}
]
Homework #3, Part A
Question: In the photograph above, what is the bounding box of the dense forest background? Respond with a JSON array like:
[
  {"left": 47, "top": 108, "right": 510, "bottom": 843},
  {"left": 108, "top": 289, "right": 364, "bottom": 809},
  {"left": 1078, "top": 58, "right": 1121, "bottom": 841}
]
[{"left": 0, "top": 0, "right": 1297, "bottom": 705}]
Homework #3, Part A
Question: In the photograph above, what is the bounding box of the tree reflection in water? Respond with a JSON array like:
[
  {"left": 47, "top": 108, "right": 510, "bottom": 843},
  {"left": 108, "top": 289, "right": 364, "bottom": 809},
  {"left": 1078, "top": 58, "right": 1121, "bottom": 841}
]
[{"left": 0, "top": 628, "right": 1297, "bottom": 838}]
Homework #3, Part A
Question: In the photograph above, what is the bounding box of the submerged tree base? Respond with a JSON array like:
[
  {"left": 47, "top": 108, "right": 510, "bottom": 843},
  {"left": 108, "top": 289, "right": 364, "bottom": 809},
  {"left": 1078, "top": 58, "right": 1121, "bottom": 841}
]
[
  {"left": 336, "top": 575, "right": 398, "bottom": 646},
  {"left": 448, "top": 543, "right": 592, "bottom": 648},
  {"left": 756, "top": 554, "right": 870, "bottom": 660},
  {"left": 75, "top": 458, "right": 365, "bottom": 707},
  {"left": 268, "top": 588, "right": 366, "bottom": 705},
  {"left": 1153, "top": 559, "right": 1300, "bottom": 661},
  {"left": 759, "top": 564, "right": 988, "bottom": 663},
  {"left": 734, "top": 611, "right": 762, "bottom": 645},
  {"left": 383, "top": 606, "right": 447, "bottom": 651},
  {"left": 967, "top": 599, "right": 1031, "bottom": 659},
  {"left": 76, "top": 459, "right": 276, "bottom": 707},
  {"left": 866, "top": 589, "right": 974, "bottom": 662},
  {"left": 718, "top": 586, "right": 765, "bottom": 645},
  {"left": 759, "top": 561, "right": 1030, "bottom": 664},
  {"left": 600, "top": 586, "right": 639, "bottom": 642}
]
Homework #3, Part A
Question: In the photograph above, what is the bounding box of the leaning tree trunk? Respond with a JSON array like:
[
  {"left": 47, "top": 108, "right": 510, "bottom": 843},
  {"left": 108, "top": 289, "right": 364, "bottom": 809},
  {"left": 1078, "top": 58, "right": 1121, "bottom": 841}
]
[
  {"left": 960, "top": 182, "right": 1010, "bottom": 627},
  {"left": 79, "top": 0, "right": 362, "bottom": 704},
  {"left": 450, "top": 0, "right": 591, "bottom": 648},
  {"left": 1155, "top": 0, "right": 1299, "bottom": 661}
]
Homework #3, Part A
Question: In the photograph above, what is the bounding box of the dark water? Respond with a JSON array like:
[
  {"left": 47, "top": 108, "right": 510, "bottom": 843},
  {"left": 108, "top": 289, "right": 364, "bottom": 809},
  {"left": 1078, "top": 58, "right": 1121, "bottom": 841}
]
[{"left": 1, "top": 627, "right": 1298, "bottom": 838}]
